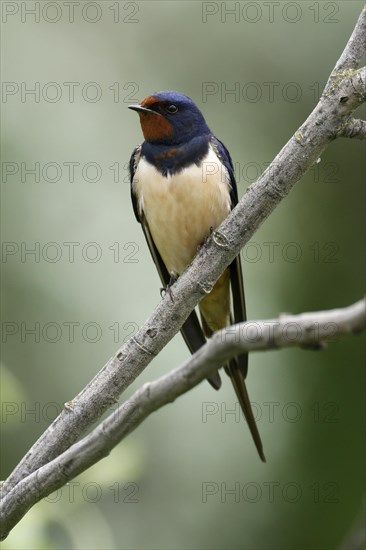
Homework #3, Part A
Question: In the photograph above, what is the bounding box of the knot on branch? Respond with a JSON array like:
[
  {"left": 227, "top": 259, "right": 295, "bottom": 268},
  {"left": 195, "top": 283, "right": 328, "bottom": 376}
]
[
  {"left": 116, "top": 350, "right": 127, "bottom": 361},
  {"left": 325, "top": 68, "right": 359, "bottom": 96},
  {"left": 337, "top": 117, "right": 366, "bottom": 139},
  {"left": 197, "top": 280, "right": 214, "bottom": 295},
  {"left": 294, "top": 131, "right": 305, "bottom": 144},
  {"left": 324, "top": 67, "right": 366, "bottom": 107},
  {"left": 146, "top": 327, "right": 158, "bottom": 339},
  {"left": 212, "top": 230, "right": 230, "bottom": 250}
]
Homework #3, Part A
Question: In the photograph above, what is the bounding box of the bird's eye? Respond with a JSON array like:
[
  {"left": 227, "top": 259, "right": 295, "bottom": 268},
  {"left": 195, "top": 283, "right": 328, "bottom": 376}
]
[{"left": 166, "top": 104, "right": 178, "bottom": 114}]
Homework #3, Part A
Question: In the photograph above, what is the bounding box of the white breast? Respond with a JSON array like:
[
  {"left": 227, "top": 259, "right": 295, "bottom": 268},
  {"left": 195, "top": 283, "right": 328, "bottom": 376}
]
[{"left": 133, "top": 145, "right": 231, "bottom": 274}]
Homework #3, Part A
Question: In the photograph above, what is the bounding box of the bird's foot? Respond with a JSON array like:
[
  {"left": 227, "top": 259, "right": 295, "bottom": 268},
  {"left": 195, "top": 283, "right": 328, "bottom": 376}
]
[
  {"left": 160, "top": 272, "right": 178, "bottom": 302},
  {"left": 197, "top": 227, "right": 214, "bottom": 255}
]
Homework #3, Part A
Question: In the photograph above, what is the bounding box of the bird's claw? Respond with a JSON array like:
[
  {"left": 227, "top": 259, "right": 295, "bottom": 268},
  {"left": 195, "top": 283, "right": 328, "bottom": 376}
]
[
  {"left": 197, "top": 227, "right": 214, "bottom": 255},
  {"left": 160, "top": 272, "right": 178, "bottom": 302}
]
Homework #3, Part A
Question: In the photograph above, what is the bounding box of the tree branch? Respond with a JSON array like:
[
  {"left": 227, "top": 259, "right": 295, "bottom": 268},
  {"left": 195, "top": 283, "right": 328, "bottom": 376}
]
[
  {"left": 2, "top": 4, "right": 366, "bottom": 533},
  {"left": 1, "top": 299, "right": 365, "bottom": 540},
  {"left": 325, "top": 3, "right": 366, "bottom": 88},
  {"left": 338, "top": 117, "right": 366, "bottom": 139}
]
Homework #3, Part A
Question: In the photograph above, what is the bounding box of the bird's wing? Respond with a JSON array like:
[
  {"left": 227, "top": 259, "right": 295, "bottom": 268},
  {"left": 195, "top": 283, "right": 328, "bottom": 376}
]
[
  {"left": 210, "top": 136, "right": 265, "bottom": 462},
  {"left": 129, "top": 145, "right": 222, "bottom": 390},
  {"left": 210, "top": 135, "right": 248, "bottom": 369},
  {"left": 129, "top": 145, "right": 142, "bottom": 223}
]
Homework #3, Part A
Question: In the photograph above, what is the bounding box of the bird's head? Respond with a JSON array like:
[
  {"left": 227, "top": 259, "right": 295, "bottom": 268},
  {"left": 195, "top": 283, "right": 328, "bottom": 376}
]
[{"left": 128, "top": 91, "right": 210, "bottom": 145}]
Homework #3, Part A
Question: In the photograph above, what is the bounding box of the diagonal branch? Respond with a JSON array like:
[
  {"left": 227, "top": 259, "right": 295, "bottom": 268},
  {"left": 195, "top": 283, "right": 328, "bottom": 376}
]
[
  {"left": 2, "top": 4, "right": 366, "bottom": 515},
  {"left": 1, "top": 299, "right": 365, "bottom": 540}
]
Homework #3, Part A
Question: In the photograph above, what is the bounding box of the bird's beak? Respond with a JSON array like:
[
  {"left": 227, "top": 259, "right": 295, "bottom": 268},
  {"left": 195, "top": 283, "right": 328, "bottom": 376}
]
[{"left": 128, "top": 104, "right": 160, "bottom": 115}]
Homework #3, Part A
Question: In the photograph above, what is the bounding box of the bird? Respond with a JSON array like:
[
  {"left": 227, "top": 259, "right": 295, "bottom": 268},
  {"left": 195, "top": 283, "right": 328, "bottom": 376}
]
[{"left": 128, "top": 90, "right": 265, "bottom": 462}]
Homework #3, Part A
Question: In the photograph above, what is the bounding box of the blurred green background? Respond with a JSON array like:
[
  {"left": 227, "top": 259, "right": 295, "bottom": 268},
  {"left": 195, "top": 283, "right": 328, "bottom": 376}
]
[{"left": 1, "top": 1, "right": 365, "bottom": 549}]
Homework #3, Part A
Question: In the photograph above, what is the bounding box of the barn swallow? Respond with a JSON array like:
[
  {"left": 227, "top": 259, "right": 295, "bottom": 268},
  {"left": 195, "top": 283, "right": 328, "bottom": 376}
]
[{"left": 129, "top": 91, "right": 265, "bottom": 462}]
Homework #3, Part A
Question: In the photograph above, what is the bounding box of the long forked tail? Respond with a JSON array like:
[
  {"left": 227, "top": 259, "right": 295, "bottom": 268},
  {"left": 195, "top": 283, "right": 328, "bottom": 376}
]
[
  {"left": 199, "top": 264, "right": 265, "bottom": 461},
  {"left": 227, "top": 359, "right": 266, "bottom": 462}
]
